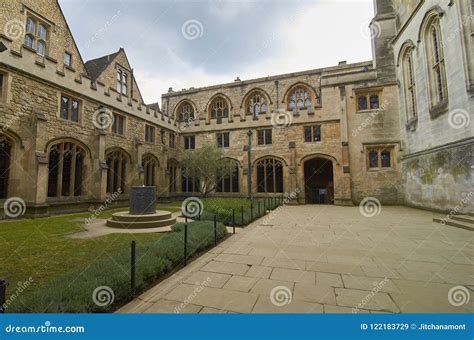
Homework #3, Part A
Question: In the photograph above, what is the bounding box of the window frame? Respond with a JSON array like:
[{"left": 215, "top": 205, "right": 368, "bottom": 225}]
[
  {"left": 184, "top": 135, "right": 196, "bottom": 150},
  {"left": 365, "top": 145, "right": 396, "bottom": 171},
  {"left": 117, "top": 69, "right": 128, "bottom": 96},
  {"left": 111, "top": 113, "right": 126, "bottom": 136},
  {"left": 59, "top": 94, "right": 81, "bottom": 123},
  {"left": 356, "top": 92, "right": 381, "bottom": 112},
  {"left": 425, "top": 16, "right": 448, "bottom": 112},
  {"left": 257, "top": 129, "right": 272, "bottom": 145},
  {"left": 217, "top": 132, "right": 230, "bottom": 148},
  {"left": 64, "top": 52, "right": 72, "bottom": 67},
  {"left": 402, "top": 47, "right": 417, "bottom": 122},
  {"left": 145, "top": 125, "right": 155, "bottom": 144},
  {"left": 304, "top": 125, "right": 322, "bottom": 143},
  {"left": 24, "top": 16, "right": 49, "bottom": 57}
]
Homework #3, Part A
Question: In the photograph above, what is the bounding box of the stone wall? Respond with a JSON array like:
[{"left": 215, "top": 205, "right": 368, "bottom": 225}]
[{"left": 391, "top": 0, "right": 474, "bottom": 212}]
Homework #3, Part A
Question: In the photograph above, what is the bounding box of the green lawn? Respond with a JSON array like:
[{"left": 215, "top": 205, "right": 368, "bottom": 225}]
[{"left": 0, "top": 208, "right": 167, "bottom": 298}]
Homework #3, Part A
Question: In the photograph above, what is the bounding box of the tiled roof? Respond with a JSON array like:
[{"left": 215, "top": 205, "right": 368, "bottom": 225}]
[{"left": 84, "top": 51, "right": 119, "bottom": 81}]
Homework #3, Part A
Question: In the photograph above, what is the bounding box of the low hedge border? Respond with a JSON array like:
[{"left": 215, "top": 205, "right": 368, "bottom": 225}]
[{"left": 8, "top": 221, "right": 227, "bottom": 313}]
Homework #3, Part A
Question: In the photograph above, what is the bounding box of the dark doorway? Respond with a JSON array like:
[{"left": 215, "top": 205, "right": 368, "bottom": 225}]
[{"left": 304, "top": 158, "right": 334, "bottom": 204}]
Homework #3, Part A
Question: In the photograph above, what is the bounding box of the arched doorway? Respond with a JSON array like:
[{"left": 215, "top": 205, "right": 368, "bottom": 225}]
[{"left": 304, "top": 158, "right": 334, "bottom": 204}]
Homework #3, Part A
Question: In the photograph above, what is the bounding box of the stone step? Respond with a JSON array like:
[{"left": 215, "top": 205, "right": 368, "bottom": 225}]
[
  {"left": 451, "top": 215, "right": 474, "bottom": 225},
  {"left": 106, "top": 217, "right": 177, "bottom": 229},
  {"left": 111, "top": 211, "right": 173, "bottom": 222},
  {"left": 433, "top": 218, "right": 474, "bottom": 232}
]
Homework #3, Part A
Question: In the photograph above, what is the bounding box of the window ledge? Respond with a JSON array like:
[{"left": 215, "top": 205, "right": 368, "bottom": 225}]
[
  {"left": 405, "top": 117, "right": 418, "bottom": 132},
  {"left": 429, "top": 100, "right": 449, "bottom": 119},
  {"left": 356, "top": 109, "right": 379, "bottom": 114}
]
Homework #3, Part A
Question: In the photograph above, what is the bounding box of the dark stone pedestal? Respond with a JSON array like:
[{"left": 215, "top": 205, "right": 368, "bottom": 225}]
[{"left": 130, "top": 186, "right": 156, "bottom": 215}]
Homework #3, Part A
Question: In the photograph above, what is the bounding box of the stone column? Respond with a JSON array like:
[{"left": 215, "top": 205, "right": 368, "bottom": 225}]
[
  {"left": 288, "top": 141, "right": 298, "bottom": 204},
  {"left": 337, "top": 85, "right": 353, "bottom": 205},
  {"left": 92, "top": 129, "right": 108, "bottom": 201},
  {"left": 32, "top": 112, "right": 49, "bottom": 206},
  {"left": 134, "top": 138, "right": 143, "bottom": 186}
]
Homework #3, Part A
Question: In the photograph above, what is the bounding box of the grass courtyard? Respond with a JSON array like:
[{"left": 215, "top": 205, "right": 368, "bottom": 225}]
[{"left": 0, "top": 197, "right": 276, "bottom": 312}]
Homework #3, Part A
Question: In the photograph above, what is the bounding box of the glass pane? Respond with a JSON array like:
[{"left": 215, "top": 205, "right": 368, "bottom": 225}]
[
  {"left": 71, "top": 99, "right": 79, "bottom": 122},
  {"left": 224, "top": 133, "right": 229, "bottom": 147},
  {"left": 314, "top": 126, "right": 321, "bottom": 142},
  {"left": 266, "top": 163, "right": 274, "bottom": 193},
  {"left": 37, "top": 41, "right": 45, "bottom": 56},
  {"left": 369, "top": 151, "right": 378, "bottom": 168},
  {"left": 26, "top": 18, "right": 36, "bottom": 34},
  {"left": 38, "top": 24, "right": 47, "bottom": 39},
  {"left": 257, "top": 130, "right": 264, "bottom": 145},
  {"left": 60, "top": 96, "right": 69, "bottom": 119},
  {"left": 305, "top": 98, "right": 311, "bottom": 110},
  {"left": 64, "top": 53, "right": 71, "bottom": 66},
  {"left": 217, "top": 134, "right": 222, "bottom": 148},
  {"left": 24, "top": 35, "right": 34, "bottom": 48},
  {"left": 370, "top": 95, "right": 379, "bottom": 109},
  {"left": 358, "top": 96, "right": 368, "bottom": 111},
  {"left": 232, "top": 166, "right": 239, "bottom": 193},
  {"left": 304, "top": 127, "right": 312, "bottom": 142},
  {"left": 381, "top": 151, "right": 391, "bottom": 168},
  {"left": 265, "top": 129, "right": 272, "bottom": 145},
  {"left": 257, "top": 163, "right": 265, "bottom": 193}
]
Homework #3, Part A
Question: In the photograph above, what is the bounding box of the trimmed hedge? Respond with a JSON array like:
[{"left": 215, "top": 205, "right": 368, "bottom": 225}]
[{"left": 8, "top": 221, "right": 227, "bottom": 313}]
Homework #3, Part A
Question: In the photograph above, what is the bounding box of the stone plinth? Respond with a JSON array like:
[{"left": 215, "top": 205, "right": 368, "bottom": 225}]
[{"left": 130, "top": 186, "right": 156, "bottom": 215}]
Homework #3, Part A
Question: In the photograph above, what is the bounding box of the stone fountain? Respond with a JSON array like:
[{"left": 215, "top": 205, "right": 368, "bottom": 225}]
[{"left": 106, "top": 186, "right": 176, "bottom": 229}]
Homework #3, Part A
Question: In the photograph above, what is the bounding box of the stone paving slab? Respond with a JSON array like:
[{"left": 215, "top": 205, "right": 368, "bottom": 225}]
[
  {"left": 164, "top": 283, "right": 258, "bottom": 313},
  {"left": 293, "top": 283, "right": 336, "bottom": 305},
  {"left": 119, "top": 205, "right": 474, "bottom": 314}
]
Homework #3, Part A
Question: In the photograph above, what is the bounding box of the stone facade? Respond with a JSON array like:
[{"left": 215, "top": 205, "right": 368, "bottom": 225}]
[
  {"left": 390, "top": 0, "right": 474, "bottom": 212},
  {"left": 0, "top": 0, "right": 471, "bottom": 216}
]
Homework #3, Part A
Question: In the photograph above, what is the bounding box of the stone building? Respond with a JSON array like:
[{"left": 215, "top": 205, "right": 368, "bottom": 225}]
[
  {"left": 0, "top": 0, "right": 471, "bottom": 216},
  {"left": 389, "top": 0, "right": 473, "bottom": 212}
]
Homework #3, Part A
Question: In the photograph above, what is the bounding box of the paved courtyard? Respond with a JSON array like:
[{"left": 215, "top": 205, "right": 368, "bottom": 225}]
[{"left": 119, "top": 205, "right": 473, "bottom": 314}]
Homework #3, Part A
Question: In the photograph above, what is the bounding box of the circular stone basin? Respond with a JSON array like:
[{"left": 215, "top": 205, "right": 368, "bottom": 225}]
[{"left": 106, "top": 210, "right": 176, "bottom": 229}]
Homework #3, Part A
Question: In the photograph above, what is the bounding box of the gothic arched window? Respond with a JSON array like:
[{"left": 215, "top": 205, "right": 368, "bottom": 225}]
[
  {"left": 246, "top": 92, "right": 268, "bottom": 118},
  {"left": 176, "top": 102, "right": 195, "bottom": 124},
  {"left": 402, "top": 47, "right": 417, "bottom": 120},
  {"left": 106, "top": 150, "right": 128, "bottom": 194},
  {"left": 47, "top": 142, "right": 85, "bottom": 197},
  {"left": 425, "top": 16, "right": 447, "bottom": 108},
  {"left": 288, "top": 87, "right": 312, "bottom": 113},
  {"left": 209, "top": 97, "right": 229, "bottom": 121},
  {"left": 216, "top": 160, "right": 239, "bottom": 193},
  {"left": 142, "top": 154, "right": 159, "bottom": 187},
  {"left": 256, "top": 158, "right": 283, "bottom": 193}
]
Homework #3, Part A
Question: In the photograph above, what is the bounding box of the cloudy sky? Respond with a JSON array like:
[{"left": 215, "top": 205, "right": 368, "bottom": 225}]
[{"left": 60, "top": 0, "right": 375, "bottom": 104}]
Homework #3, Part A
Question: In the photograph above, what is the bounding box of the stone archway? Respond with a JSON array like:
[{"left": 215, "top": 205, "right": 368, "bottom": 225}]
[{"left": 303, "top": 157, "right": 334, "bottom": 204}]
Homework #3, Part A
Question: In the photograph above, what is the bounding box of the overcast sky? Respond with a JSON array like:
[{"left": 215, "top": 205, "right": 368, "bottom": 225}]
[{"left": 60, "top": 0, "right": 375, "bottom": 104}]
